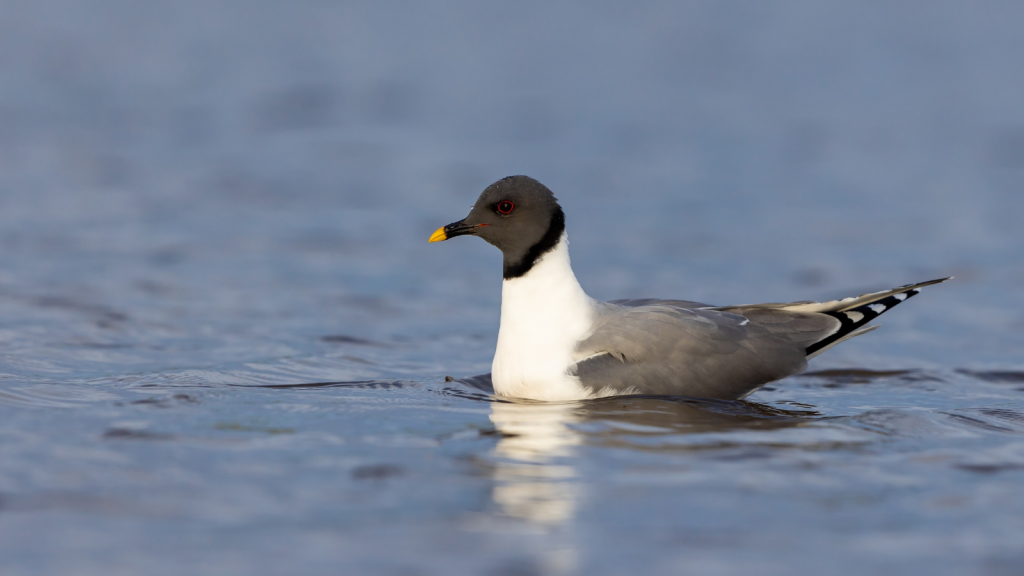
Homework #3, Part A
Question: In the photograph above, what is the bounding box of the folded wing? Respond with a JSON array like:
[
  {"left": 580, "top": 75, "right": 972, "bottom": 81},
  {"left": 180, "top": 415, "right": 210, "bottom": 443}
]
[{"left": 572, "top": 278, "right": 950, "bottom": 399}]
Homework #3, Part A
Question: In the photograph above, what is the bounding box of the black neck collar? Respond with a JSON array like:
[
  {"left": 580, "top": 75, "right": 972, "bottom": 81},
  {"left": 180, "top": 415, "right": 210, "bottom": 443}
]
[{"left": 502, "top": 208, "right": 566, "bottom": 280}]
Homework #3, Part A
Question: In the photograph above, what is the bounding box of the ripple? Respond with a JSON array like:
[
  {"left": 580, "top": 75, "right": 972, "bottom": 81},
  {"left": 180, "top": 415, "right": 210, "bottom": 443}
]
[
  {"left": 842, "top": 409, "right": 964, "bottom": 438},
  {"left": 978, "top": 408, "right": 1024, "bottom": 423},
  {"left": 351, "top": 464, "right": 404, "bottom": 480},
  {"left": 319, "top": 335, "right": 383, "bottom": 346},
  {"left": 102, "top": 428, "right": 176, "bottom": 441},
  {"left": 435, "top": 385, "right": 497, "bottom": 403},
  {"left": 238, "top": 379, "right": 408, "bottom": 390},
  {"left": 0, "top": 384, "right": 119, "bottom": 408},
  {"left": 797, "top": 368, "right": 942, "bottom": 387},
  {"left": 446, "top": 373, "right": 495, "bottom": 393},
  {"left": 942, "top": 412, "right": 1018, "bottom": 433},
  {"left": 127, "top": 394, "right": 200, "bottom": 408},
  {"left": 956, "top": 462, "right": 1024, "bottom": 474},
  {"left": 111, "top": 357, "right": 401, "bottom": 389},
  {"left": 802, "top": 368, "right": 915, "bottom": 380},
  {"left": 942, "top": 409, "right": 1024, "bottom": 434},
  {"left": 957, "top": 369, "right": 1024, "bottom": 384}
]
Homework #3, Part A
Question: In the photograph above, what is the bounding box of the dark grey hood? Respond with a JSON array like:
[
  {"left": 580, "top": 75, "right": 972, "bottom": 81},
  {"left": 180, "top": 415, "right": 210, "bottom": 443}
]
[{"left": 429, "top": 175, "right": 565, "bottom": 279}]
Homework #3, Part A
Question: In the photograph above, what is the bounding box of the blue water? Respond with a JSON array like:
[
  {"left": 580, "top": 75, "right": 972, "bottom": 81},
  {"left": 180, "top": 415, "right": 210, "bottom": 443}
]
[{"left": 1, "top": 2, "right": 1023, "bottom": 574}]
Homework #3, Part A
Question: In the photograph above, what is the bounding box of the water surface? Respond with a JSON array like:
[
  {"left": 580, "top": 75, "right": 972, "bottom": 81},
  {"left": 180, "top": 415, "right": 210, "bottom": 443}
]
[{"left": 1, "top": 2, "right": 1023, "bottom": 575}]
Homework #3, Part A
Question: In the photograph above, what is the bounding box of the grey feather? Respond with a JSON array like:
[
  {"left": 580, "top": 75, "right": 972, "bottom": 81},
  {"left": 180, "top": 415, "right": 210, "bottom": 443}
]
[
  {"left": 609, "top": 298, "right": 713, "bottom": 309},
  {"left": 569, "top": 279, "right": 951, "bottom": 399},
  {"left": 572, "top": 302, "right": 838, "bottom": 399}
]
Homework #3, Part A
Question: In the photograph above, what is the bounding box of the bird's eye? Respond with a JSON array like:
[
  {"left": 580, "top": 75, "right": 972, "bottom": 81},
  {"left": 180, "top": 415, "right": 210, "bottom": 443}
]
[{"left": 496, "top": 200, "right": 515, "bottom": 215}]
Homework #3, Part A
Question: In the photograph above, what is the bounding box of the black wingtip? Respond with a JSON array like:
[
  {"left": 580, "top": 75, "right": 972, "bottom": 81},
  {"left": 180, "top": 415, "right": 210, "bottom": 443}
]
[
  {"left": 805, "top": 277, "right": 949, "bottom": 357},
  {"left": 902, "top": 277, "right": 953, "bottom": 289}
]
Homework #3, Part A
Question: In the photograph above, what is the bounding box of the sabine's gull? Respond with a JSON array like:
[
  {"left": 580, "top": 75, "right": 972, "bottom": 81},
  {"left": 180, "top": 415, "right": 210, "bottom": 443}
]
[{"left": 429, "top": 175, "right": 949, "bottom": 401}]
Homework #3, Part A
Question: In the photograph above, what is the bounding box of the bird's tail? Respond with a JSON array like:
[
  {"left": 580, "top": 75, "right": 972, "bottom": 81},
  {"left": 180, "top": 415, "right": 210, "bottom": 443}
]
[{"left": 797, "top": 277, "right": 951, "bottom": 358}]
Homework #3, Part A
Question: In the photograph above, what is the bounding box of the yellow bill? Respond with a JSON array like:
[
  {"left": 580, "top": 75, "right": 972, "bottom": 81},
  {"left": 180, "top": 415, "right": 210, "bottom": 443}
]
[{"left": 428, "top": 227, "right": 448, "bottom": 243}]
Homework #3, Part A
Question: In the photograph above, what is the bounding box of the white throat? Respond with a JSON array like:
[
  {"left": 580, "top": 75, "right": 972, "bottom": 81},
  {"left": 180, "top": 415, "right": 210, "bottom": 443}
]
[{"left": 491, "top": 233, "right": 597, "bottom": 400}]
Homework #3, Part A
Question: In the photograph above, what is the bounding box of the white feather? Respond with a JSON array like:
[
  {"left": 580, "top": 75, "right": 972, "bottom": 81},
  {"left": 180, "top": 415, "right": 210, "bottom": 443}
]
[
  {"left": 844, "top": 311, "right": 864, "bottom": 322},
  {"left": 492, "top": 234, "right": 598, "bottom": 401}
]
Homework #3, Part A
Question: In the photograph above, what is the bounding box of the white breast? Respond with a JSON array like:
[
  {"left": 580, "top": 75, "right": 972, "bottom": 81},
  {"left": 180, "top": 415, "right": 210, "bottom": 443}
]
[{"left": 491, "top": 234, "right": 598, "bottom": 401}]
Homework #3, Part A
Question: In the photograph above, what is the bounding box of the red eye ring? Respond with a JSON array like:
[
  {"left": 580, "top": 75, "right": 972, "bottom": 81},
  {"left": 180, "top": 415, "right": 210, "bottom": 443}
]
[{"left": 496, "top": 200, "right": 515, "bottom": 215}]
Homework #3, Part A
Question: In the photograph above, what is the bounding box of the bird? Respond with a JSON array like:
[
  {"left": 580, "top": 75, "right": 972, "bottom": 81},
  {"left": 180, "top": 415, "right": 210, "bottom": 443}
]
[{"left": 429, "top": 175, "right": 949, "bottom": 402}]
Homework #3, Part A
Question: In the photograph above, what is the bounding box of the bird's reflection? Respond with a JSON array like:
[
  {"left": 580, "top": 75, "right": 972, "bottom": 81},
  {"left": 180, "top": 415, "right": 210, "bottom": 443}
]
[
  {"left": 489, "top": 401, "right": 581, "bottom": 525},
  {"left": 462, "top": 375, "right": 820, "bottom": 528}
]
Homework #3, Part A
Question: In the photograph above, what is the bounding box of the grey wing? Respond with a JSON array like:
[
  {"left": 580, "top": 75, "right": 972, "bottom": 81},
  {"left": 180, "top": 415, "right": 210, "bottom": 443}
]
[
  {"left": 572, "top": 305, "right": 840, "bottom": 399},
  {"left": 715, "top": 278, "right": 951, "bottom": 358},
  {"left": 580, "top": 279, "right": 950, "bottom": 399}
]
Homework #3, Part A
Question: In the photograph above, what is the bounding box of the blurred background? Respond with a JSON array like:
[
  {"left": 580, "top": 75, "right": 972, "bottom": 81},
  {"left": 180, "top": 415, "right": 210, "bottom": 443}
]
[
  {"left": 0, "top": 0, "right": 1021, "bottom": 375},
  {"left": 0, "top": 2, "right": 1023, "bottom": 575}
]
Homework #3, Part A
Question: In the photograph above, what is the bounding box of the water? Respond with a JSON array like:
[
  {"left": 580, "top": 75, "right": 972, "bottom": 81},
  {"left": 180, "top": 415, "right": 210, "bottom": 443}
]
[{"left": 1, "top": 2, "right": 1023, "bottom": 574}]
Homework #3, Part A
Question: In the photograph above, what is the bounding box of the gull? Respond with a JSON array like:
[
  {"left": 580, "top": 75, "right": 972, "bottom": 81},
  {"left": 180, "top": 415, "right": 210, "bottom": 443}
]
[{"left": 429, "top": 175, "right": 949, "bottom": 401}]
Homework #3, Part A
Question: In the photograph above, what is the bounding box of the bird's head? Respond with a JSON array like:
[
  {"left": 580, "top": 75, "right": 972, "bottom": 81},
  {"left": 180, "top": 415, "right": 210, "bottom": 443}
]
[{"left": 429, "top": 175, "right": 565, "bottom": 279}]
